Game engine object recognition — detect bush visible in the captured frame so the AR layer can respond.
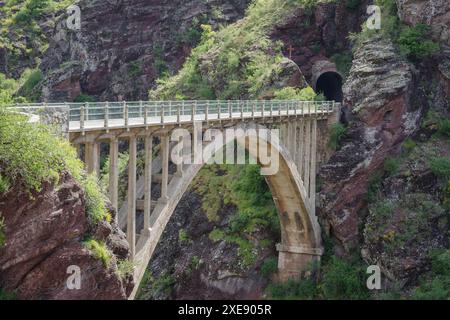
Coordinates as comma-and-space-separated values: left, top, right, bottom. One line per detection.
402, 138, 417, 153
438, 119, 450, 137
0, 174, 10, 195
20, 69, 43, 100
74, 93, 95, 103
320, 256, 369, 300
84, 239, 112, 267
328, 123, 347, 150
429, 157, 450, 179
384, 157, 400, 176
267, 277, 318, 299
0, 289, 16, 300
84, 174, 111, 224
0, 107, 84, 192
261, 257, 278, 279
117, 259, 134, 280
178, 229, 190, 244
397, 24, 440, 61
274, 86, 317, 101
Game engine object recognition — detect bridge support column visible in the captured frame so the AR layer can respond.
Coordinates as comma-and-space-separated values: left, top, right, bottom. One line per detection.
303, 120, 311, 195
85, 141, 99, 175
175, 137, 183, 177
143, 134, 153, 237
109, 137, 119, 212
127, 135, 137, 260
159, 134, 170, 203
276, 244, 323, 281
309, 119, 317, 215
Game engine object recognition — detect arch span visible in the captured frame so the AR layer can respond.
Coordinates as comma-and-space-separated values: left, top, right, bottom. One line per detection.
130, 122, 323, 298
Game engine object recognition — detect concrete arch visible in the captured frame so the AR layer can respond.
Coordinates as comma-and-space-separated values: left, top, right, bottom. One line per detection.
130, 122, 323, 298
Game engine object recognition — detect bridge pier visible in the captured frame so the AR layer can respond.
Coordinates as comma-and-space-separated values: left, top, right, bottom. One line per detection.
85, 141, 100, 175
276, 244, 323, 281
143, 134, 153, 237
159, 134, 170, 203
127, 135, 137, 259
109, 137, 119, 213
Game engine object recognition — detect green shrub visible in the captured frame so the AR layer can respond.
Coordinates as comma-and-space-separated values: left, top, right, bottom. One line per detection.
267, 277, 318, 299
330, 53, 353, 79
412, 250, 450, 300
261, 257, 278, 279
152, 273, 175, 297
384, 157, 400, 176
438, 119, 450, 137
429, 157, 450, 179
117, 259, 135, 280
328, 123, 347, 150
84, 174, 111, 224
345, 0, 361, 11
20, 69, 43, 100
0, 174, 10, 195
0, 289, 16, 300
397, 24, 440, 61
274, 86, 317, 101
320, 256, 369, 300
74, 93, 95, 103
0, 107, 84, 192
402, 138, 417, 153
209, 228, 225, 242
178, 229, 190, 244
84, 239, 112, 267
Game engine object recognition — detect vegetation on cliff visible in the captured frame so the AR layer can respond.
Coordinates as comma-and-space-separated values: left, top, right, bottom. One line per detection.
149, 0, 326, 100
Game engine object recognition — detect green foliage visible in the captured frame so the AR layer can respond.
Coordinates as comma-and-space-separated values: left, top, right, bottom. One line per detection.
429, 157, 450, 179
330, 53, 353, 79
274, 86, 317, 101
0, 289, 16, 300
412, 250, 450, 300
84, 239, 112, 267
0, 0, 73, 72
178, 228, 191, 244
0, 214, 6, 247
74, 93, 95, 103
383, 157, 400, 176
261, 257, 278, 279
366, 173, 383, 203
0, 107, 84, 192
117, 259, 134, 281
128, 60, 142, 78
194, 164, 279, 267
20, 69, 43, 100
402, 138, 417, 153
320, 256, 369, 300
268, 277, 318, 299
397, 24, 440, 61
437, 119, 450, 138
150, 273, 176, 297
328, 123, 347, 150
0, 174, 10, 195
150, 0, 318, 100
84, 174, 111, 224
345, 0, 361, 10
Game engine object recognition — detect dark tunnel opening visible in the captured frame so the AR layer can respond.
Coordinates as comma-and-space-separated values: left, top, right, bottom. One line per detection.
315, 72, 343, 103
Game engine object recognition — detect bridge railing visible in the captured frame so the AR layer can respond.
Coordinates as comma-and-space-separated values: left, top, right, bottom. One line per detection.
6, 100, 339, 131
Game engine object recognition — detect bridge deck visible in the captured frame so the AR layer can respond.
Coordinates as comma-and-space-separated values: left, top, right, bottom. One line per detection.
7, 100, 338, 132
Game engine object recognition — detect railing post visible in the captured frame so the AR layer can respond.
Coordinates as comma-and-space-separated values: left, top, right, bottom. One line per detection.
206, 101, 209, 123
252, 101, 255, 119
177, 102, 181, 124
270, 101, 273, 117
241, 101, 244, 119
161, 102, 165, 124
139, 100, 143, 118
85, 102, 89, 121
261, 101, 264, 117
192, 101, 196, 123
182, 100, 185, 117
144, 102, 148, 125
218, 100, 221, 120
104, 102, 109, 128
123, 101, 129, 128
80, 104, 85, 131
228, 100, 232, 119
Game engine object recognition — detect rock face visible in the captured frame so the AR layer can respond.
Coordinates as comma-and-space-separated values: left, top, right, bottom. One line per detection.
396, 0, 450, 49
0, 172, 133, 299
39, 0, 250, 102
271, 0, 368, 82
319, 36, 418, 248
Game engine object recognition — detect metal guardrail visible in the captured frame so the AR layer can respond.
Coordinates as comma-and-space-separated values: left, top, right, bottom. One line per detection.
6, 100, 339, 132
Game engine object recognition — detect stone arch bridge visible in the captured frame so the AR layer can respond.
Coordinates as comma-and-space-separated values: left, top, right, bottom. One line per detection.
10, 100, 340, 299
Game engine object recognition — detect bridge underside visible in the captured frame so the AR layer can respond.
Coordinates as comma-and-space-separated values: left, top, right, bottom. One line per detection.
62, 101, 340, 298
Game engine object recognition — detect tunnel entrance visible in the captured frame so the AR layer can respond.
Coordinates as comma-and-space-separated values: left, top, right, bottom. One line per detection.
315, 72, 343, 102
